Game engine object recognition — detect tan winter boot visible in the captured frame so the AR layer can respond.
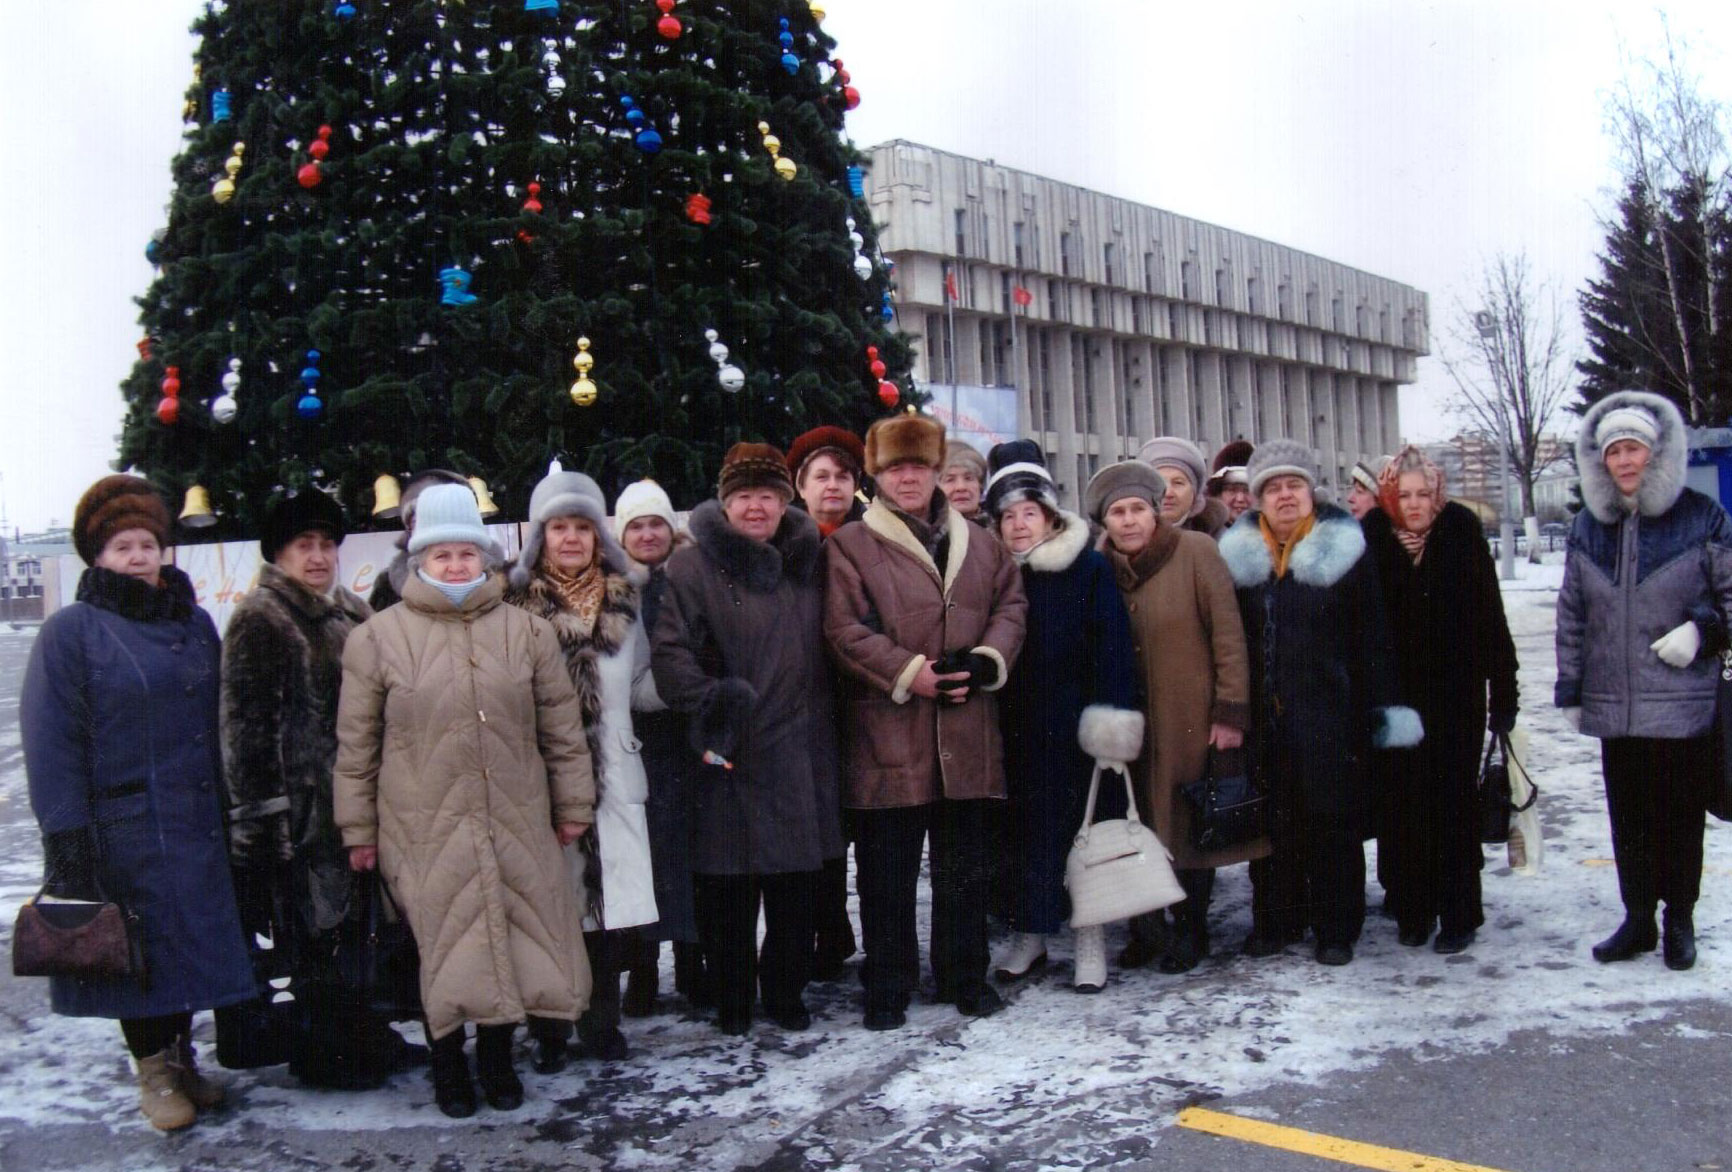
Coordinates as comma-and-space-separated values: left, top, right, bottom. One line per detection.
175, 1035, 226, 1110
136, 1049, 196, 1131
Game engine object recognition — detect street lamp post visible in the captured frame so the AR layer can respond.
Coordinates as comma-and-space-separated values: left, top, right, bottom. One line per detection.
1473, 311, 1517, 581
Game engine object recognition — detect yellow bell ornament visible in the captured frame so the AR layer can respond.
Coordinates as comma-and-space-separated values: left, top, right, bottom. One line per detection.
570, 336, 598, 406
371, 473, 403, 519
179, 484, 217, 528
468, 476, 501, 519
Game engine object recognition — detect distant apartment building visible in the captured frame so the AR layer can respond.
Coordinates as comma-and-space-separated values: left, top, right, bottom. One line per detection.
862, 141, 1431, 507
1425, 432, 1573, 522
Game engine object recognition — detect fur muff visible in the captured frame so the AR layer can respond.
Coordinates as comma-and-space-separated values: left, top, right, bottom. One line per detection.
1219, 503, 1368, 589
1576, 390, 1688, 523
1372, 705, 1426, 749
864, 413, 946, 477
1077, 704, 1146, 765
687, 499, 822, 591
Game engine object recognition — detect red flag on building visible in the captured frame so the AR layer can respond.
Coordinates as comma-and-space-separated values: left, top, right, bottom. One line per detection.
944, 269, 959, 301
1012, 285, 1032, 307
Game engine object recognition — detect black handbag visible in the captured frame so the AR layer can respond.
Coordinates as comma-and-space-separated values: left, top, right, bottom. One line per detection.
1180, 746, 1266, 851
332, 872, 423, 1020
215, 871, 302, 1070
1711, 650, 1732, 822
1478, 734, 1536, 843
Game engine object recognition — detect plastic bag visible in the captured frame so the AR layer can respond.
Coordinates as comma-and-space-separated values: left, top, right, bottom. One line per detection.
1504, 725, 1542, 875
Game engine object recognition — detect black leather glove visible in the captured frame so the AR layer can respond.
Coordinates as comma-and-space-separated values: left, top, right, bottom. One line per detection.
1488, 710, 1517, 736
932, 650, 998, 705
41, 827, 100, 901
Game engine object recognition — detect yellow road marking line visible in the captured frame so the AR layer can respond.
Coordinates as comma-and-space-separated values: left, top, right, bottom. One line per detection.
1175, 1107, 1516, 1172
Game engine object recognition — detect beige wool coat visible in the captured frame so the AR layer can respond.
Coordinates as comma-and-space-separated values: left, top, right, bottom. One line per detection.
1106, 524, 1268, 870
333, 572, 596, 1040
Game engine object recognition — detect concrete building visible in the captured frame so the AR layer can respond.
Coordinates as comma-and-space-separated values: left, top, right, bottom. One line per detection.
863, 141, 1430, 506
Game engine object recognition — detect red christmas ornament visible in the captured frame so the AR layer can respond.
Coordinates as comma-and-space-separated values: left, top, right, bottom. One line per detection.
298, 161, 323, 188
843, 85, 861, 110
308, 125, 332, 161
685, 192, 713, 225
866, 345, 886, 379
833, 59, 851, 84
157, 365, 182, 424
878, 380, 899, 408
522, 181, 543, 215
136, 336, 152, 360
656, 0, 681, 38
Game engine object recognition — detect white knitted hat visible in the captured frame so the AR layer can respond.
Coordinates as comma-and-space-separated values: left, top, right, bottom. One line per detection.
613, 479, 677, 537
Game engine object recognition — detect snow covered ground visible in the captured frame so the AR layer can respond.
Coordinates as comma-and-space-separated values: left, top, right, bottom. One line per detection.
0, 560, 1728, 1170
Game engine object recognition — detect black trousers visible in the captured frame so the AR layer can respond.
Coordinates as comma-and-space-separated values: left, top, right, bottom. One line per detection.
853, 799, 995, 1004
582, 927, 627, 1035
1602, 735, 1714, 915
692, 871, 818, 1021
813, 852, 858, 965
1250, 752, 1366, 947
121, 1012, 193, 1060
1378, 726, 1485, 937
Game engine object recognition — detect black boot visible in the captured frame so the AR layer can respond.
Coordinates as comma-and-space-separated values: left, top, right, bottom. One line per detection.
578, 1016, 630, 1061
1663, 907, 1697, 971
1160, 910, 1210, 974
1592, 913, 1658, 963
1118, 912, 1168, 969
674, 942, 712, 1009
474, 1025, 523, 1111
622, 936, 660, 1018
429, 1030, 476, 1119
526, 1017, 570, 1075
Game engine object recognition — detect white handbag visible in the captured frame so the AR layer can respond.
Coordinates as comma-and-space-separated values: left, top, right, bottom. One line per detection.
1065, 763, 1186, 928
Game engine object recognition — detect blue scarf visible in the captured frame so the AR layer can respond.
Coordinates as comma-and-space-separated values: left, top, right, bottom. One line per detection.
417, 569, 488, 608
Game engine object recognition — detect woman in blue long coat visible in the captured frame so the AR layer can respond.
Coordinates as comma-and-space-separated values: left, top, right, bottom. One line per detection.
20, 477, 254, 1131
983, 443, 1143, 994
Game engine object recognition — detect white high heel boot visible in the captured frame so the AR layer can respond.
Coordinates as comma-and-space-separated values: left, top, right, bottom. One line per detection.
993, 933, 1048, 980
1073, 925, 1107, 993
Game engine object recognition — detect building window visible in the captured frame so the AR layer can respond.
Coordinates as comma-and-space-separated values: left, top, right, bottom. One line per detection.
1000, 272, 1013, 314
1152, 347, 1167, 433
1077, 455, 1089, 499
1091, 289, 1105, 329
966, 265, 977, 308
1030, 222, 1041, 269
1203, 312, 1215, 347
954, 208, 966, 257
1168, 302, 1181, 339
1131, 296, 1144, 334
1332, 294, 1345, 333
1060, 231, 1073, 276
1379, 306, 1390, 343
1048, 280, 1066, 322
1014, 222, 1025, 268
1103, 242, 1116, 286
1038, 332, 1054, 428
1246, 277, 1260, 316
1143, 251, 1155, 293
1181, 260, 1196, 301
1305, 288, 1319, 326
1281, 368, 1295, 437
1356, 303, 1369, 338
1215, 268, 1228, 307
1278, 281, 1292, 321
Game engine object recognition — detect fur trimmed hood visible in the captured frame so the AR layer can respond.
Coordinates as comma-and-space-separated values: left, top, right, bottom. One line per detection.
688, 499, 822, 591
1219, 502, 1366, 589
1017, 510, 1092, 573
1577, 390, 1689, 523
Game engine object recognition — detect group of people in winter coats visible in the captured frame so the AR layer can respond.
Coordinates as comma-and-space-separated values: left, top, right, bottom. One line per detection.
19, 387, 1725, 1132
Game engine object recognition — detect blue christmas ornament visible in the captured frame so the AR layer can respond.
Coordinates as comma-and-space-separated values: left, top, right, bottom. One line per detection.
782, 50, 799, 74
847, 165, 865, 198
439, 267, 478, 306
621, 96, 646, 128
145, 229, 165, 265
334, 1, 356, 17
525, 0, 559, 11
297, 393, 324, 420
211, 89, 232, 122
778, 18, 793, 48
298, 349, 324, 419
881, 292, 894, 322
300, 350, 323, 389
635, 127, 663, 154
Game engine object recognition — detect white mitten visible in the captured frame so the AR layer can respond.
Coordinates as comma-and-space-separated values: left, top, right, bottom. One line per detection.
1650, 620, 1701, 668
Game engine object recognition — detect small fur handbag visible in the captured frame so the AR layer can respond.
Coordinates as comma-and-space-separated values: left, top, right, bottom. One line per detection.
12, 891, 141, 980
1066, 763, 1185, 928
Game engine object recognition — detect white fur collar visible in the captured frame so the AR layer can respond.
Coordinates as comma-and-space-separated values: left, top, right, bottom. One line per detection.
1576, 390, 1688, 523
1018, 510, 1091, 573
1219, 503, 1366, 589
862, 497, 971, 596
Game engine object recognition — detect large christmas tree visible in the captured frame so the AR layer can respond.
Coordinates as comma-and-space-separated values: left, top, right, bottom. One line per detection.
118, 0, 912, 534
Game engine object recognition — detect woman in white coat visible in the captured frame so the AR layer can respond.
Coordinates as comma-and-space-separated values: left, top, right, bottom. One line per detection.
507, 469, 663, 1068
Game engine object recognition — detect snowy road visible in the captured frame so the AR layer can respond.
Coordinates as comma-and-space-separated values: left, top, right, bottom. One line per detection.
1, 564, 1729, 1171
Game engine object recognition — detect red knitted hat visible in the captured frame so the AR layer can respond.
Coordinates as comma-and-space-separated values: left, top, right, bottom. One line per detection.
785, 426, 865, 486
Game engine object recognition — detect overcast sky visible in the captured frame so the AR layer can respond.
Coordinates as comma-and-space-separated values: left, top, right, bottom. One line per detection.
0, 1, 1726, 532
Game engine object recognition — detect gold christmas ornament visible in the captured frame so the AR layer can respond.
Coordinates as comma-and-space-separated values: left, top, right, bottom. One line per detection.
808, 1, 826, 21
371, 473, 404, 519
467, 476, 501, 519
570, 336, 598, 406
212, 141, 245, 204
757, 122, 796, 181
179, 484, 217, 527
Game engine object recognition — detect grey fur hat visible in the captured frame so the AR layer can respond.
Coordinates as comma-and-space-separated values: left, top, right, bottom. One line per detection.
1137, 437, 1209, 520
1577, 390, 1688, 523
511, 469, 628, 587
1084, 460, 1167, 523
1247, 439, 1319, 497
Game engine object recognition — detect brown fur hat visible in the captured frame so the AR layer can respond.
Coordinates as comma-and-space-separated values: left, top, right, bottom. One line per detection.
864, 414, 946, 477
718, 442, 795, 501
74, 475, 172, 565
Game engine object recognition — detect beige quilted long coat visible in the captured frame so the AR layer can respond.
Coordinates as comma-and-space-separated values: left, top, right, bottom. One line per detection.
333, 572, 596, 1040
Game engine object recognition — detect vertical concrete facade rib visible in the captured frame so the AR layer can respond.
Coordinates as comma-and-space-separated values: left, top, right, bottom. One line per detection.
864, 140, 1429, 507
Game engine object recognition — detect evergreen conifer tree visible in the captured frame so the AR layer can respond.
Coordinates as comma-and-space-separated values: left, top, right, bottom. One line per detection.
117, 0, 911, 534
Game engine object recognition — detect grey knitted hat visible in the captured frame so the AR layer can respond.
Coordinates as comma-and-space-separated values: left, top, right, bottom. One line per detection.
1137, 436, 1209, 518
512, 469, 627, 587
1247, 439, 1319, 497
1084, 461, 1167, 523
